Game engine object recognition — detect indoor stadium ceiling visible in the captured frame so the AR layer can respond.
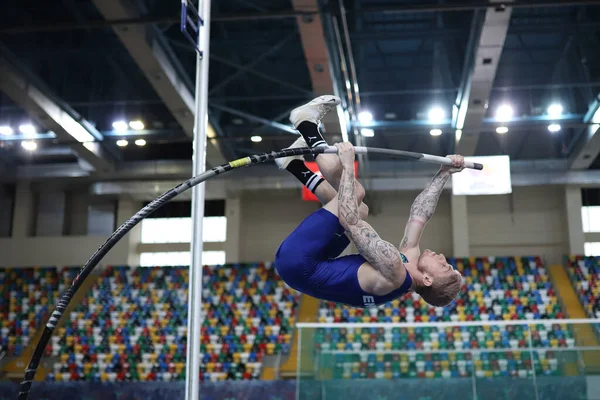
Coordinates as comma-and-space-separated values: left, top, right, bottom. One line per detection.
2, 0, 600, 179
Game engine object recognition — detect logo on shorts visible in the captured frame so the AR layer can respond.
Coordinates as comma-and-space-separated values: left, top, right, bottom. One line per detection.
363, 295, 375, 308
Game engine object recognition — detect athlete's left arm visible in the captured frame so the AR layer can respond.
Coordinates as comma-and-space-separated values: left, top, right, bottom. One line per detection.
400, 155, 466, 255
336, 143, 406, 289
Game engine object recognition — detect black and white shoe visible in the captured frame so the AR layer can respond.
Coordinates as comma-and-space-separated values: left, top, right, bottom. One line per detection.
275, 137, 308, 170
289, 95, 341, 130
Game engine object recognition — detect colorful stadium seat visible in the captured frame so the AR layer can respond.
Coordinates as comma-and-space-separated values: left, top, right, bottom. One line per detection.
47, 263, 298, 381
566, 255, 600, 319
0, 267, 79, 357
315, 256, 569, 378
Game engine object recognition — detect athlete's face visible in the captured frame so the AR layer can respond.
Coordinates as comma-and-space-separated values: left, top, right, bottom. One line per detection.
417, 249, 460, 280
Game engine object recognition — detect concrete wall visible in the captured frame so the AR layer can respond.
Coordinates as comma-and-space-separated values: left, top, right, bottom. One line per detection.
238, 189, 453, 262
467, 186, 568, 264
0, 184, 581, 267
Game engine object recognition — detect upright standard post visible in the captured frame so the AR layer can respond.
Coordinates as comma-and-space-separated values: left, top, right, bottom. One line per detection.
185, 0, 211, 399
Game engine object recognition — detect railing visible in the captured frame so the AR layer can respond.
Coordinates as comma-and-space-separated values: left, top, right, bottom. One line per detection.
296, 319, 600, 400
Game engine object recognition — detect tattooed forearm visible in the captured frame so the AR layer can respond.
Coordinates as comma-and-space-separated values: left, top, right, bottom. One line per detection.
338, 166, 360, 226
346, 221, 403, 284
409, 170, 450, 221
337, 165, 403, 284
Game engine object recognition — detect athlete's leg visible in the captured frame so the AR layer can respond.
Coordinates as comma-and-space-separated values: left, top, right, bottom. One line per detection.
275, 137, 368, 217
290, 96, 345, 190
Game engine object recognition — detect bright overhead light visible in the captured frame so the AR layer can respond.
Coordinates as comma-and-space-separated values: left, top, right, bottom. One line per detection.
495, 105, 514, 122
430, 129, 442, 136
135, 139, 146, 146
0, 126, 13, 136
547, 104, 563, 118
116, 139, 128, 147
250, 135, 262, 143
428, 107, 445, 124
548, 124, 561, 133
19, 124, 36, 136
455, 129, 463, 141
358, 111, 373, 125
129, 120, 145, 131
360, 128, 375, 137
112, 121, 128, 133
496, 126, 509, 134
21, 141, 37, 151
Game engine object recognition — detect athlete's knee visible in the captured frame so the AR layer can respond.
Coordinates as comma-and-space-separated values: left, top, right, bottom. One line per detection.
355, 182, 365, 204
359, 203, 369, 219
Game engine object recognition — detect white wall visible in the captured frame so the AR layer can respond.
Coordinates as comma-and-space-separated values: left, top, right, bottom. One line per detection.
0, 184, 577, 267
0, 235, 131, 267
467, 186, 568, 264
238, 189, 453, 262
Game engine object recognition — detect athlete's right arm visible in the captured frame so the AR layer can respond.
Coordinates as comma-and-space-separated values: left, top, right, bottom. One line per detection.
335, 143, 406, 293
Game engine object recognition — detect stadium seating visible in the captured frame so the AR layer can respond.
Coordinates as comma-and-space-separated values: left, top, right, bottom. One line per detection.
315, 256, 571, 378
45, 263, 298, 382
566, 255, 600, 319
0, 267, 78, 356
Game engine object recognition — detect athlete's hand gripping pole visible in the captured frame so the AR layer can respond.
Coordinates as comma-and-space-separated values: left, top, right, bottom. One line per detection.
322, 146, 484, 171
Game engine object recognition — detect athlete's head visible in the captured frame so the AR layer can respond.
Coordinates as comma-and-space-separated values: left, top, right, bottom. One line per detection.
415, 249, 462, 307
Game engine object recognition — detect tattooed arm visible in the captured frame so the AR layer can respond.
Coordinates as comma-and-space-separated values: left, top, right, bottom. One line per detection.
335, 143, 406, 293
400, 155, 465, 254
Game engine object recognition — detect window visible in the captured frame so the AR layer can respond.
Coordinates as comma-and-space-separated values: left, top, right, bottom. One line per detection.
140, 217, 226, 243
139, 251, 226, 267
585, 243, 600, 257
582, 206, 600, 232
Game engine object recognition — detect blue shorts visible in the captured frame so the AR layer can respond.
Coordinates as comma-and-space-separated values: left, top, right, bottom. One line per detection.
275, 208, 412, 308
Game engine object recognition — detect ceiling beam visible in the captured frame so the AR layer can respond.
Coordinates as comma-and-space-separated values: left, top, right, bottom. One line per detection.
569, 95, 600, 169
291, 0, 345, 143
454, 2, 513, 156
90, 0, 226, 167
4, 0, 600, 33
0, 53, 114, 172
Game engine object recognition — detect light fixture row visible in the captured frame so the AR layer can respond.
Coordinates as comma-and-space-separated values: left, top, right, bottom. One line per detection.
112, 120, 145, 133
0, 124, 37, 136
116, 139, 146, 147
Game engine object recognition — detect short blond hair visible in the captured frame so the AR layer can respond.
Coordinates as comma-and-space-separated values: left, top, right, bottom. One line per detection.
417, 272, 462, 307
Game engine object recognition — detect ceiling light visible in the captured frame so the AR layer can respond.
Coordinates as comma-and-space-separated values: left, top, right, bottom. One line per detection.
360, 128, 375, 137
112, 121, 128, 133
135, 139, 146, 146
547, 104, 563, 118
428, 107, 445, 124
548, 124, 561, 133
455, 129, 462, 141
21, 141, 37, 151
19, 124, 36, 136
495, 105, 513, 122
496, 126, 509, 134
358, 111, 373, 125
430, 129, 442, 136
116, 139, 128, 147
129, 120, 145, 131
0, 126, 13, 136
251, 135, 262, 143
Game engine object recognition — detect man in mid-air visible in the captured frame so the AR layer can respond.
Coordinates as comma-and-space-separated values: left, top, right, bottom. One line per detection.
274, 96, 464, 308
